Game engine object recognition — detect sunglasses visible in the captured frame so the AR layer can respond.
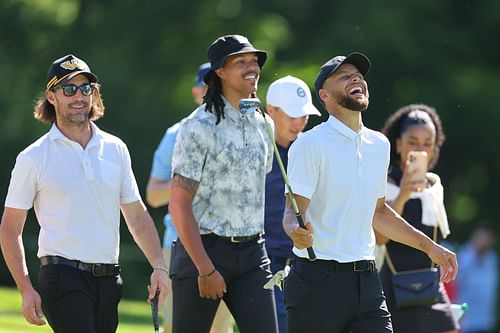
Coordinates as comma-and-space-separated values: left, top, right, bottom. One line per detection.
52, 83, 96, 97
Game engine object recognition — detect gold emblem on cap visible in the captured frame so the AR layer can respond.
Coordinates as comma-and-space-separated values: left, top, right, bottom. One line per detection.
60, 58, 86, 70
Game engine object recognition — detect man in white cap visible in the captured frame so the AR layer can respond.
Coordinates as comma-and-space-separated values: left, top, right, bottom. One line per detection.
264, 75, 320, 333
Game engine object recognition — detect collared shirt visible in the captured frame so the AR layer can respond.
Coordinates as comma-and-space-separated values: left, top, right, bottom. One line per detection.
150, 110, 199, 247
286, 115, 389, 262
5, 122, 141, 263
172, 99, 274, 237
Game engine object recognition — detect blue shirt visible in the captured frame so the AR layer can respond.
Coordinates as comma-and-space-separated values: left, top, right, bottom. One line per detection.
264, 143, 293, 258
457, 243, 498, 332
150, 122, 180, 247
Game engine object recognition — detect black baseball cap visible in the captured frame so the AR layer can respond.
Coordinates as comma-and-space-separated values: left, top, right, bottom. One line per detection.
314, 52, 371, 99
204, 34, 267, 83
46, 54, 98, 90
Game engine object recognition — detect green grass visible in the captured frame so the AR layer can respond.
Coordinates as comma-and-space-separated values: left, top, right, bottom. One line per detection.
0, 286, 156, 332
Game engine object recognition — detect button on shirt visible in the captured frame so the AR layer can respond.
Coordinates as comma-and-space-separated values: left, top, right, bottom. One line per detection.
172, 99, 274, 237
5, 122, 141, 263
286, 115, 390, 262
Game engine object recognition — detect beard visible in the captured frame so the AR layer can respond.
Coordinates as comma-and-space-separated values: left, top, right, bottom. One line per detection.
337, 93, 369, 112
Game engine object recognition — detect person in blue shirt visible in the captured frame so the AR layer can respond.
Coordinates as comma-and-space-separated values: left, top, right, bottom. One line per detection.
457, 224, 498, 333
264, 75, 320, 332
146, 62, 234, 333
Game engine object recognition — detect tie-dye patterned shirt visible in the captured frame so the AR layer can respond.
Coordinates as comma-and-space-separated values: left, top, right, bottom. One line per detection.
172, 98, 274, 237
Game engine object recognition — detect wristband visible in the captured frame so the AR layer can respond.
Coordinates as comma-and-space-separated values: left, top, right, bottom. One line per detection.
199, 268, 216, 278
154, 267, 169, 274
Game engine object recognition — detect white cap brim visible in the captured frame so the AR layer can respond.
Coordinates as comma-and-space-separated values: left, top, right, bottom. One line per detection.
280, 102, 321, 118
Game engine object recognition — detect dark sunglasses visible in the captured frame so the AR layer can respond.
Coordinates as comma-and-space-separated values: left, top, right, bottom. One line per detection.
52, 83, 96, 97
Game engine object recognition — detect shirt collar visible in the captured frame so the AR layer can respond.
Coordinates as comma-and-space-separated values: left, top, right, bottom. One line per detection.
326, 115, 365, 140
48, 121, 101, 148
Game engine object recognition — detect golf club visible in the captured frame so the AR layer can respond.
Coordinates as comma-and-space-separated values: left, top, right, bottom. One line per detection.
150, 288, 160, 333
239, 98, 316, 261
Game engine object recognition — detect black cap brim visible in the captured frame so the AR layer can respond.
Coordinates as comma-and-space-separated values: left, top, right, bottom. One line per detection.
56, 71, 98, 88
204, 49, 267, 84
342, 52, 370, 76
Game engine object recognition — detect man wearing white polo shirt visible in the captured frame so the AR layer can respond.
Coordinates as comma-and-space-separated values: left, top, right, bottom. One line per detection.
282, 53, 458, 332
0, 54, 169, 333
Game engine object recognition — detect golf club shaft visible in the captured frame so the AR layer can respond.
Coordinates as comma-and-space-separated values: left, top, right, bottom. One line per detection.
260, 110, 317, 261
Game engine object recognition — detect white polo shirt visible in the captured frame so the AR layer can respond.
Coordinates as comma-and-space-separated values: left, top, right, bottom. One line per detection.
286, 115, 390, 262
5, 122, 141, 263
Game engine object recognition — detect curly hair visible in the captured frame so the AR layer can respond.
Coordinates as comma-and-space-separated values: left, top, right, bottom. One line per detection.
381, 104, 445, 169
33, 86, 106, 124
203, 71, 226, 124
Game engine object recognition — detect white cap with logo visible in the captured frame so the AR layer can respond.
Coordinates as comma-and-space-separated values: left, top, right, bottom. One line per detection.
266, 75, 321, 118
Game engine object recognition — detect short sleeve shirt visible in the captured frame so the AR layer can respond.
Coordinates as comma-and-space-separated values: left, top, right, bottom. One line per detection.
172, 100, 274, 237
4, 122, 141, 263
286, 115, 390, 262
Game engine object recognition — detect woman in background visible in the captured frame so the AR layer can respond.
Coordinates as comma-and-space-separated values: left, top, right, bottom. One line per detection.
376, 104, 459, 333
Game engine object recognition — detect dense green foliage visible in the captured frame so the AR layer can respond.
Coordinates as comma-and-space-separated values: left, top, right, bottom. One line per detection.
1, 0, 499, 300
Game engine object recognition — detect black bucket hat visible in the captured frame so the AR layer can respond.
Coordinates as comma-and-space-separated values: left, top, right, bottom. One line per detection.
46, 54, 98, 90
204, 34, 267, 83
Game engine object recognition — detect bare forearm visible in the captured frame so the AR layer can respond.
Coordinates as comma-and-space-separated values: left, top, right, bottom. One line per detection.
122, 201, 165, 268
129, 213, 165, 268
170, 197, 213, 275
0, 225, 32, 292
169, 174, 213, 275
373, 203, 433, 253
388, 196, 407, 215
146, 178, 172, 208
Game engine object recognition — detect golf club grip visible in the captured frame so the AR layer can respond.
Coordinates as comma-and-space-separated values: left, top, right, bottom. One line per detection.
151, 289, 159, 332
295, 213, 317, 261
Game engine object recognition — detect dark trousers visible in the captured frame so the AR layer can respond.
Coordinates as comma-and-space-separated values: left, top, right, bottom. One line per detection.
284, 258, 392, 333
170, 234, 278, 333
38, 264, 123, 333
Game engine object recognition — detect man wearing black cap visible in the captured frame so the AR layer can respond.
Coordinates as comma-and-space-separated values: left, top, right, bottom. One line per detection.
282, 53, 458, 332
146, 62, 235, 333
169, 35, 278, 332
0, 54, 169, 333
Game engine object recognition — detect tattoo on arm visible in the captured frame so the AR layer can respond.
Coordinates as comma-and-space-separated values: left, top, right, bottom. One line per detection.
172, 174, 199, 195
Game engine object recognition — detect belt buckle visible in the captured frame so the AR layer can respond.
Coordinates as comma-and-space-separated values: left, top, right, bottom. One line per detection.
230, 236, 244, 243
91, 264, 106, 277
353, 261, 366, 272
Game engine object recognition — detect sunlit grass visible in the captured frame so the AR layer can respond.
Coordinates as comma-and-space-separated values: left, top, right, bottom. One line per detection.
0, 286, 155, 332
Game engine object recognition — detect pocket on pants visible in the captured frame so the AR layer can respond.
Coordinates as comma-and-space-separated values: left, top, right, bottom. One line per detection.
169, 240, 197, 280
38, 265, 60, 298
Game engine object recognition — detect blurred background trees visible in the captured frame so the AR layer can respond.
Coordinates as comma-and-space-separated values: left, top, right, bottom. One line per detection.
1, 0, 499, 300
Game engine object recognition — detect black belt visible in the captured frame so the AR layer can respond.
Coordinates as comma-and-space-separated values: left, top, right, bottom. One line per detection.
40, 256, 121, 277
297, 257, 376, 272
207, 233, 262, 243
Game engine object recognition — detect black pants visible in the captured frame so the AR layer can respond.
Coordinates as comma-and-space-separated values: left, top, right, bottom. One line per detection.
170, 234, 278, 333
284, 258, 392, 333
38, 264, 123, 333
